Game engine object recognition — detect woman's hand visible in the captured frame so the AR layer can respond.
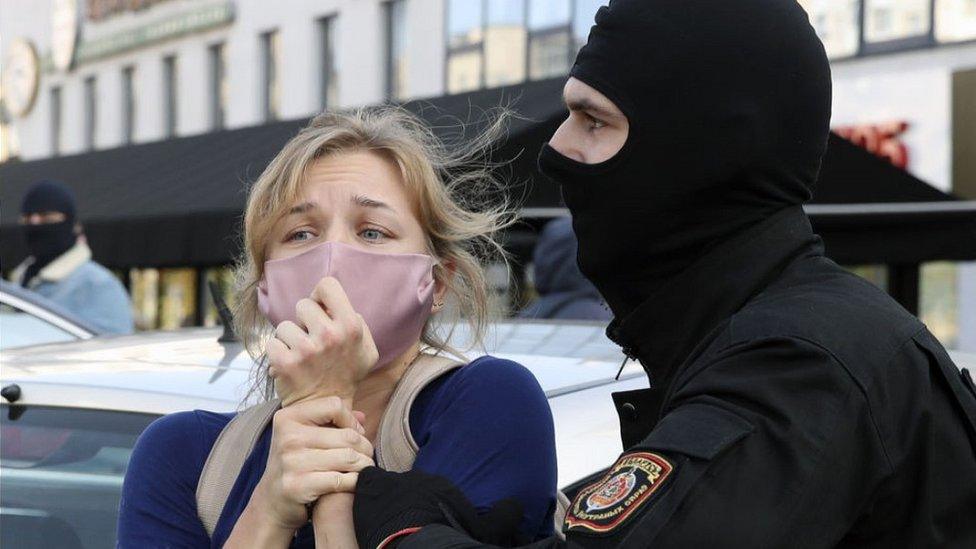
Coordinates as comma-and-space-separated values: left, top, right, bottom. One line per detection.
237, 397, 374, 540
268, 277, 379, 406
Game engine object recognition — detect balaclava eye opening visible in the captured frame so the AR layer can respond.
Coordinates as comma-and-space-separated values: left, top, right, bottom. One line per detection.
538, 0, 832, 319
20, 180, 79, 281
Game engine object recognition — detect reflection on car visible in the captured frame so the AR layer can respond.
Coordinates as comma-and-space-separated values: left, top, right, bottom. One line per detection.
0, 280, 102, 350
0, 320, 650, 549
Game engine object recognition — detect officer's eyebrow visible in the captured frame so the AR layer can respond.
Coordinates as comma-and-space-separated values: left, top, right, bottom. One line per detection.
563, 93, 617, 119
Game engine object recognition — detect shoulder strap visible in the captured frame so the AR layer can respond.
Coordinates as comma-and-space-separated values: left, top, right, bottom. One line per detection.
375, 352, 465, 472
196, 399, 281, 538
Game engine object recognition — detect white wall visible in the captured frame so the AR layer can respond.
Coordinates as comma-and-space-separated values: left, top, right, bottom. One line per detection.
1, 0, 447, 160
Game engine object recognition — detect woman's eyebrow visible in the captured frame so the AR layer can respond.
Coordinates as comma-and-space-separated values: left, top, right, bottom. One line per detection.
353, 194, 396, 212
287, 201, 317, 215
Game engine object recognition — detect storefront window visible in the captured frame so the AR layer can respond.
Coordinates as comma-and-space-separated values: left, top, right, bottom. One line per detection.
846, 265, 889, 292
129, 268, 159, 330
864, 0, 931, 44
936, 0, 976, 42
799, 0, 861, 58
528, 0, 571, 79
159, 268, 197, 330
202, 267, 237, 328
921, 262, 959, 349
485, 0, 527, 88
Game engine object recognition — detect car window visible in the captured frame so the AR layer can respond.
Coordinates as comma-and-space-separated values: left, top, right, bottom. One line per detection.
0, 302, 79, 350
0, 404, 158, 549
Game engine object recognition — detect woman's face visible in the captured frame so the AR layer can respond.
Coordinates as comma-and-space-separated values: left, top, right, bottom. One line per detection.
266, 150, 430, 262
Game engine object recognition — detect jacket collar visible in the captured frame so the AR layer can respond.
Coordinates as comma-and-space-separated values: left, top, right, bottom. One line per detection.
607, 205, 822, 388
11, 239, 90, 287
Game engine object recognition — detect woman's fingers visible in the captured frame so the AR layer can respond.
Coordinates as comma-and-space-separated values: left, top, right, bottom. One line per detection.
288, 447, 374, 474
300, 471, 361, 498
295, 298, 335, 340
292, 424, 374, 457
281, 396, 362, 431
310, 277, 358, 332
274, 321, 309, 351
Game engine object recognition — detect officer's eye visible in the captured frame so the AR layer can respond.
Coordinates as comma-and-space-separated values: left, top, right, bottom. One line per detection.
586, 113, 606, 131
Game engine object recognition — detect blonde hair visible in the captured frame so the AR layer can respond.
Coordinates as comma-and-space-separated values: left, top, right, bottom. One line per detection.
233, 106, 516, 399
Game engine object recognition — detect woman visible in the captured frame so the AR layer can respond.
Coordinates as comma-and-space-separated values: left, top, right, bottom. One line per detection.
117, 109, 558, 548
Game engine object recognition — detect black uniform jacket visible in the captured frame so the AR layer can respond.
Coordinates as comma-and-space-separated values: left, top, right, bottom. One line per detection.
401, 206, 976, 548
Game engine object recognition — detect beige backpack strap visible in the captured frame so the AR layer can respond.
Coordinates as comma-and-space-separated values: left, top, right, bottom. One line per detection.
195, 399, 281, 538
375, 352, 466, 472
554, 490, 571, 540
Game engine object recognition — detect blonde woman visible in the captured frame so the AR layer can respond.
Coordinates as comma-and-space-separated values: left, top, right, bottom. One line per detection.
117, 109, 557, 547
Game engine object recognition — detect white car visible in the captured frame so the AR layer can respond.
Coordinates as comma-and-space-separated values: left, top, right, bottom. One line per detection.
0, 320, 647, 549
0, 280, 102, 350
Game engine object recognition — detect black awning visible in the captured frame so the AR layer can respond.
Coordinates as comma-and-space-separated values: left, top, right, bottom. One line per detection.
2, 77, 975, 271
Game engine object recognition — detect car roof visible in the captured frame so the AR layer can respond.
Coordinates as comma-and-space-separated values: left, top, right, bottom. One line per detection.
0, 279, 103, 336
0, 321, 646, 414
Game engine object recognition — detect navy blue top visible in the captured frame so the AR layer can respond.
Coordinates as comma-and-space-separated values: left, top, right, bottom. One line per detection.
117, 356, 557, 548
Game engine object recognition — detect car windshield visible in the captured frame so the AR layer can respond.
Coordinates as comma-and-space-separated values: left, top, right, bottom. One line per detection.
0, 302, 79, 350
0, 405, 158, 549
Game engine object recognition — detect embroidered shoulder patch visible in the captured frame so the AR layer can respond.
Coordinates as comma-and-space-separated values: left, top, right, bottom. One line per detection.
565, 451, 674, 534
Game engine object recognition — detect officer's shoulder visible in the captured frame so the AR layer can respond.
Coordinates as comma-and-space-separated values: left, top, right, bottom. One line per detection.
726, 259, 922, 368
76, 260, 125, 288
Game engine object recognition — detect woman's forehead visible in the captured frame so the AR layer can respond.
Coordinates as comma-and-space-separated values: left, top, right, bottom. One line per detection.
296, 150, 410, 207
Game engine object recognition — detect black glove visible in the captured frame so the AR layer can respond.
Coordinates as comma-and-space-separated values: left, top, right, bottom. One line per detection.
354, 466, 525, 548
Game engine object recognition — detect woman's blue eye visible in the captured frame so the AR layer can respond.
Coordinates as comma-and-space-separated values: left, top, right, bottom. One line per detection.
361, 228, 384, 241
289, 230, 312, 242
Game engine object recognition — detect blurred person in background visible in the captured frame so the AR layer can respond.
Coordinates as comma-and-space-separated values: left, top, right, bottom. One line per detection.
9, 180, 134, 334
518, 217, 610, 322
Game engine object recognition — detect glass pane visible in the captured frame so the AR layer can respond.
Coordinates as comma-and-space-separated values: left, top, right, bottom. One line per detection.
448, 0, 484, 48
1, 405, 157, 549
129, 268, 159, 330
202, 266, 237, 328
319, 18, 339, 109
845, 264, 889, 292
386, 0, 409, 100
159, 268, 197, 330
447, 50, 485, 93
488, 0, 523, 24
799, 0, 861, 58
528, 0, 570, 30
529, 29, 572, 79
864, 0, 931, 43
485, 0, 527, 87
0, 303, 76, 350
573, 0, 604, 46
936, 0, 976, 42
921, 262, 959, 348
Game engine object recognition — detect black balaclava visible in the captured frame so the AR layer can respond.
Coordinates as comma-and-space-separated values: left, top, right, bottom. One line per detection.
538, 0, 832, 319
21, 180, 78, 284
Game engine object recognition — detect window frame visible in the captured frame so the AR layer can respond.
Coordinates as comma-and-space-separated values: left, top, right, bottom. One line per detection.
121, 65, 135, 145
317, 14, 339, 110
162, 55, 178, 139
208, 42, 226, 131
49, 86, 61, 156
83, 75, 97, 151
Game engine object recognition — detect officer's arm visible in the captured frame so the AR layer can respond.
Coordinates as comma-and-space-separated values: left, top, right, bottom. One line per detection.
556, 336, 882, 547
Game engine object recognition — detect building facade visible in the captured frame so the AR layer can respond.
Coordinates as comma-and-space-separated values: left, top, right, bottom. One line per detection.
1, 0, 975, 349
0, 0, 604, 161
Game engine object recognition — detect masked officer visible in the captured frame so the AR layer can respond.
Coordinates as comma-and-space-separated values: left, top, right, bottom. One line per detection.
352, 0, 976, 547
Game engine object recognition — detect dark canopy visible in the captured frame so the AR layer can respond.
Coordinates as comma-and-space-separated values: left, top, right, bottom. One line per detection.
2, 77, 975, 271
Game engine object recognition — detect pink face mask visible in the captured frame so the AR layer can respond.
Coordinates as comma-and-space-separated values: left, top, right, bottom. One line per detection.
258, 241, 437, 369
